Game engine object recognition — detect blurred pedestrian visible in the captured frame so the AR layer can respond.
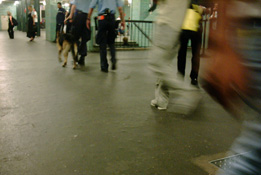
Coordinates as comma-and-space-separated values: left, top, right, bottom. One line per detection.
27, 6, 36, 41
56, 2, 66, 34
87, 0, 125, 72
64, 1, 74, 33
7, 11, 14, 39
149, 0, 201, 112
177, 2, 205, 86
33, 8, 38, 36
209, 3, 218, 31
208, 3, 218, 49
66, 0, 92, 66
202, 0, 261, 174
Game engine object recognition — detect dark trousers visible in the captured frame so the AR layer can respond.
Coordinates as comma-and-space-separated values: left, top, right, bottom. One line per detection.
56, 23, 63, 32
96, 14, 116, 70
8, 24, 14, 39
35, 22, 38, 35
72, 11, 91, 62
66, 22, 72, 33
177, 30, 201, 80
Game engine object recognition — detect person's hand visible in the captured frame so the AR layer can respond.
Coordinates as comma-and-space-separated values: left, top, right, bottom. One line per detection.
33, 22, 35, 25
86, 19, 91, 30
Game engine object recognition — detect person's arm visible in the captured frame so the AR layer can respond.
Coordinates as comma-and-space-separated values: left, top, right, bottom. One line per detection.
148, 0, 158, 12
10, 16, 13, 26
118, 7, 125, 30
87, 8, 94, 29
87, 0, 98, 29
65, 4, 76, 23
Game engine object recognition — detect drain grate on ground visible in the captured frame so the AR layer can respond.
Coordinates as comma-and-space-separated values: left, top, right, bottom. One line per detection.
209, 152, 249, 171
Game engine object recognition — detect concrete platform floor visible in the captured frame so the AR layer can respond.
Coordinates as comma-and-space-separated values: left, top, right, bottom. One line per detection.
0, 31, 243, 175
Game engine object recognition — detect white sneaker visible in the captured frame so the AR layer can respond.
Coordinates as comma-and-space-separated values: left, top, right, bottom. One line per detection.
151, 99, 167, 110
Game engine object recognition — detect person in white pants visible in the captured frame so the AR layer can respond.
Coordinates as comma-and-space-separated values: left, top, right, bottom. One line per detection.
148, 0, 201, 113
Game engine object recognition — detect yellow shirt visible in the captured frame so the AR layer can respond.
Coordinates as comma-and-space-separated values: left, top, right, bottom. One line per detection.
182, 4, 203, 32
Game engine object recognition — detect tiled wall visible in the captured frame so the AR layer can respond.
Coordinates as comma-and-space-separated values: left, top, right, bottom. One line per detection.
131, 0, 150, 20
0, 1, 17, 30
45, 0, 58, 41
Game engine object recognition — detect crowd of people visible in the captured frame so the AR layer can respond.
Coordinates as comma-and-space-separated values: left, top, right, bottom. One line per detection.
5, 0, 261, 174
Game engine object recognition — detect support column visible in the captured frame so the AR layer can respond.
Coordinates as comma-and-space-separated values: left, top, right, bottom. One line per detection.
131, 0, 150, 20
34, 0, 40, 36
45, 0, 57, 41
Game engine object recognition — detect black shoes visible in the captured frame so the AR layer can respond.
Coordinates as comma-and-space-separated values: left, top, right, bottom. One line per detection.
112, 63, 116, 70
191, 79, 198, 86
101, 63, 116, 73
101, 68, 108, 73
78, 56, 85, 66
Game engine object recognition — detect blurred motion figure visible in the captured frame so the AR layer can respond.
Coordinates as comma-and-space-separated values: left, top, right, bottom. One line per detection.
7, 11, 14, 39
149, 0, 201, 112
202, 0, 261, 174
177, 2, 205, 86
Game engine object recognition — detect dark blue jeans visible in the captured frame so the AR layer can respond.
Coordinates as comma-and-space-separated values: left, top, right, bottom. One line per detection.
96, 14, 116, 70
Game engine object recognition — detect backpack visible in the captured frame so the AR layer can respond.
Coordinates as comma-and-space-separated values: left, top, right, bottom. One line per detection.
12, 17, 18, 26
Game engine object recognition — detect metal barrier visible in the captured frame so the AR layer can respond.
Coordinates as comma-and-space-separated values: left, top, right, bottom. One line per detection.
118, 20, 154, 48
94, 18, 154, 49
93, 17, 211, 51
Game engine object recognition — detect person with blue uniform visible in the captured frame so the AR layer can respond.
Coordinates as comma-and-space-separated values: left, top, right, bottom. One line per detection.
56, 2, 66, 33
87, 0, 125, 72
66, 0, 92, 65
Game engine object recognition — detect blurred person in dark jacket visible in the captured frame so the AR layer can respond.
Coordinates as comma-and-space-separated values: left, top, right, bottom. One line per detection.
56, 2, 66, 33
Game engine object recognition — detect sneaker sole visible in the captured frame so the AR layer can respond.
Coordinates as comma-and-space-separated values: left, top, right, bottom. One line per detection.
151, 102, 167, 111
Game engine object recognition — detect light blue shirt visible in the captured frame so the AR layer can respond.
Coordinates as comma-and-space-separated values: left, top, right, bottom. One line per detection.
90, 0, 123, 15
71, 0, 92, 13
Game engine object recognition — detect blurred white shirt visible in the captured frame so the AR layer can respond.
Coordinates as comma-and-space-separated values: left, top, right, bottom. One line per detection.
33, 11, 38, 23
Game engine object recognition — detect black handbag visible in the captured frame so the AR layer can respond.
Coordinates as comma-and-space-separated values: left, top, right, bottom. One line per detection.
12, 17, 18, 26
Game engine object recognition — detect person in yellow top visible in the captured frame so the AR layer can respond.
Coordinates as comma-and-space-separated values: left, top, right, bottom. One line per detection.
177, 3, 205, 86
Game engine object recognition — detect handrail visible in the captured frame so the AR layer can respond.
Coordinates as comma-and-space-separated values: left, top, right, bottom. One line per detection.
132, 22, 153, 43
93, 17, 154, 48
125, 20, 153, 23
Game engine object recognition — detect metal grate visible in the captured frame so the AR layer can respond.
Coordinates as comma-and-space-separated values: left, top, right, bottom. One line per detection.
209, 152, 249, 171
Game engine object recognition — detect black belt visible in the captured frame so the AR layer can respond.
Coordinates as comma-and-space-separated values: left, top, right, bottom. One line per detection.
98, 13, 115, 16
76, 10, 88, 15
